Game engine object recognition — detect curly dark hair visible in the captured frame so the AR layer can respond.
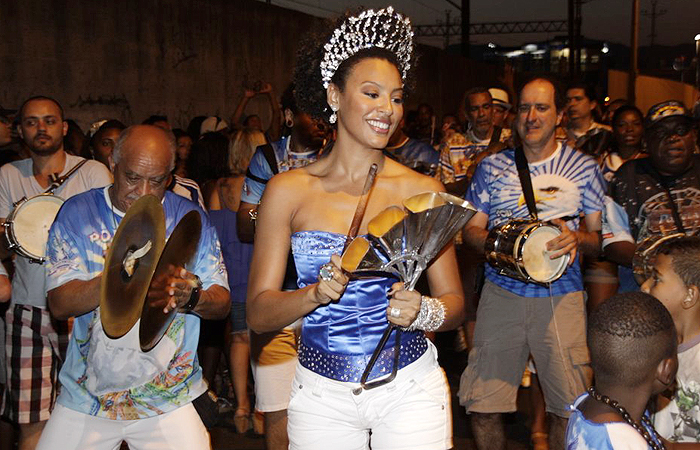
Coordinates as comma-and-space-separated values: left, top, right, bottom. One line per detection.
588, 291, 676, 387
293, 8, 417, 124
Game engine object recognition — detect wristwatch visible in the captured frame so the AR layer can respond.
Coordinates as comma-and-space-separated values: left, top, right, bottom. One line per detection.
182, 275, 203, 312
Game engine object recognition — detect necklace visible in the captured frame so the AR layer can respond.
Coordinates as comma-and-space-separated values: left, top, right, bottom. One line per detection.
587, 386, 665, 450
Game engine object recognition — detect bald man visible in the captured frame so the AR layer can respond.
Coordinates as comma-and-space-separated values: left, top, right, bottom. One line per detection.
37, 125, 229, 449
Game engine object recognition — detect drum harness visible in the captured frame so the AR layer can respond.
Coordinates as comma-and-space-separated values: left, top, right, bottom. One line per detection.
43, 159, 88, 195
5, 159, 88, 263
514, 146, 572, 387
514, 146, 539, 222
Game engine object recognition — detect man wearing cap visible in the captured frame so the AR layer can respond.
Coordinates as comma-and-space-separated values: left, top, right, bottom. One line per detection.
438, 87, 511, 198
603, 100, 700, 292
488, 88, 512, 128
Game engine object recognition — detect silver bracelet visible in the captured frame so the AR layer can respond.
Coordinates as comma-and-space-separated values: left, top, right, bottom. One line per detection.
406, 296, 446, 332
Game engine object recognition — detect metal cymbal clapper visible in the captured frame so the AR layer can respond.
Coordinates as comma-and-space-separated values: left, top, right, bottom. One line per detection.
140, 210, 202, 351
342, 191, 477, 392
99, 195, 204, 352
100, 195, 165, 339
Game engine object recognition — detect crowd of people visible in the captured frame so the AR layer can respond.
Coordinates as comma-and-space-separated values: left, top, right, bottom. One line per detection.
1, 5, 700, 450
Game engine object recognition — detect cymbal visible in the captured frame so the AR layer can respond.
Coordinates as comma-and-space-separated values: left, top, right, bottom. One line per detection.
100, 195, 165, 339
139, 210, 202, 352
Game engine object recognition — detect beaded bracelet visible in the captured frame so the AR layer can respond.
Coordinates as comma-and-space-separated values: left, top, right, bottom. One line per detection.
406, 296, 446, 332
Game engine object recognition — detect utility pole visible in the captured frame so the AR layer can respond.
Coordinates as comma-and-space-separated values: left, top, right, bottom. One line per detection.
461, 0, 470, 58
641, 0, 667, 47
568, 0, 575, 76
629, 0, 640, 105
575, 0, 583, 76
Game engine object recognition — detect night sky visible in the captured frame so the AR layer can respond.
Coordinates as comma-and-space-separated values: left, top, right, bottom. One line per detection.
259, 0, 700, 48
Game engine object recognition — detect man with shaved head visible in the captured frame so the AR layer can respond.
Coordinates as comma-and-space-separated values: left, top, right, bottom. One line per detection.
36, 125, 230, 449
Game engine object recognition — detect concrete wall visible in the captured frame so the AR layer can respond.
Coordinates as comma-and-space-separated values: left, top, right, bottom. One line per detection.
0, 0, 498, 130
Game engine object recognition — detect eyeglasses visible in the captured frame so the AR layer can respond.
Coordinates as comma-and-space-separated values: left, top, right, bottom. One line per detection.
651, 123, 692, 140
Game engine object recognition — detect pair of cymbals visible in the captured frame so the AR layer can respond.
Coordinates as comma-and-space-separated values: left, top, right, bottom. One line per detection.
99, 195, 202, 352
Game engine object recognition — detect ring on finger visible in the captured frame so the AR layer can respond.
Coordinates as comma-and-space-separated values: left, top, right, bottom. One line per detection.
389, 306, 401, 318
318, 263, 335, 283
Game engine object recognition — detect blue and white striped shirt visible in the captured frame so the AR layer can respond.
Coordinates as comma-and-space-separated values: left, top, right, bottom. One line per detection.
466, 143, 605, 297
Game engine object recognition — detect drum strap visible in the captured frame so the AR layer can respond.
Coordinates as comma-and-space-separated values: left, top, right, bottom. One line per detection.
45, 159, 88, 194
487, 126, 503, 153
514, 146, 539, 221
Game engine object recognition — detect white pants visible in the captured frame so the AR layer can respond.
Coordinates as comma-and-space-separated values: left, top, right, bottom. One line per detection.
287, 341, 452, 450
36, 403, 210, 450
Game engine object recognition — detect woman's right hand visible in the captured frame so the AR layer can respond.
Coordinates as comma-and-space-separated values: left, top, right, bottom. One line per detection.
313, 254, 348, 305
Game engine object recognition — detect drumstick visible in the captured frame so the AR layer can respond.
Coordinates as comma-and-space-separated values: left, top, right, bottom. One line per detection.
343, 163, 378, 252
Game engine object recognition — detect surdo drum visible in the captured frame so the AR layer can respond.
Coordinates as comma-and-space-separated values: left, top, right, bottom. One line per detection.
485, 219, 570, 284
4, 193, 65, 264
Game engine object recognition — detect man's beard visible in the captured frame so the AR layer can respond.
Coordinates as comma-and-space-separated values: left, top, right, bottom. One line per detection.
28, 136, 62, 156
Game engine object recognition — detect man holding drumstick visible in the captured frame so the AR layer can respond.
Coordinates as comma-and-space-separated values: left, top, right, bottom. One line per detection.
0, 96, 111, 450
458, 75, 605, 450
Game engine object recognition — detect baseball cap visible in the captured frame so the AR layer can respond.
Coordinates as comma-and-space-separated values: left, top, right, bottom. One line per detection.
200, 116, 229, 134
489, 88, 511, 111
645, 100, 693, 128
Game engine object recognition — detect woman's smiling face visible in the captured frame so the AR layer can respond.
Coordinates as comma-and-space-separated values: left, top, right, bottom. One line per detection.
333, 57, 404, 150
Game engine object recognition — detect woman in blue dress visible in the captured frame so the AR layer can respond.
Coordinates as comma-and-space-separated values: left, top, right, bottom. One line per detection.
247, 7, 464, 450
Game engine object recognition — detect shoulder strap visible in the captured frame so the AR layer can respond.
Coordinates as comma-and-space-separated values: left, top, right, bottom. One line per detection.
487, 126, 503, 152
514, 146, 538, 221
45, 159, 88, 194
261, 143, 279, 175
245, 143, 278, 185
645, 161, 686, 234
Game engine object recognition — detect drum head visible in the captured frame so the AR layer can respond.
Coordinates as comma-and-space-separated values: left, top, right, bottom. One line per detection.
521, 225, 568, 283
13, 195, 64, 260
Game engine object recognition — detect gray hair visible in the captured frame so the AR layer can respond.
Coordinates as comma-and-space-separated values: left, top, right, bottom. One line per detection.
112, 125, 176, 171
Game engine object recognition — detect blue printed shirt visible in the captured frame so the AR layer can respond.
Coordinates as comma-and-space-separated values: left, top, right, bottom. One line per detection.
466, 143, 605, 297
46, 187, 228, 420
566, 393, 661, 449
241, 136, 320, 205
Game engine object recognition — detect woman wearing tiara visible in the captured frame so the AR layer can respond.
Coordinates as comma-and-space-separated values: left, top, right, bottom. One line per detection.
247, 7, 464, 449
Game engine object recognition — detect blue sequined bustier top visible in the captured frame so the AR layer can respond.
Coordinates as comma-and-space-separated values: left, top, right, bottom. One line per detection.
291, 231, 427, 382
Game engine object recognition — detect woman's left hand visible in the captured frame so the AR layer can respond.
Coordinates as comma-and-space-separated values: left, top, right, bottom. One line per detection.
387, 282, 421, 328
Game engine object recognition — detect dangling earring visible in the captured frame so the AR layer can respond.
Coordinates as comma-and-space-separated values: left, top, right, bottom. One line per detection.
285, 118, 294, 128
329, 105, 338, 124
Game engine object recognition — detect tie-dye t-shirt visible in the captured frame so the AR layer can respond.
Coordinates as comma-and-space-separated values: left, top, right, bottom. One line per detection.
566, 393, 661, 449
466, 143, 605, 297
46, 187, 228, 419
